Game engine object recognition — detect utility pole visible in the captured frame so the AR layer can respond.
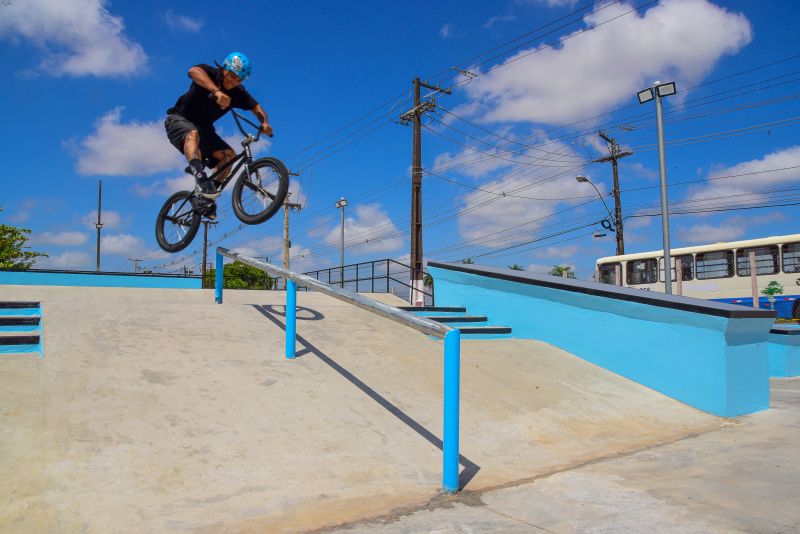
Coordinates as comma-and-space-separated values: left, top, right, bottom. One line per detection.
200, 220, 218, 288
282, 190, 302, 273
400, 77, 450, 305
95, 179, 103, 272
594, 131, 632, 256
129, 258, 143, 273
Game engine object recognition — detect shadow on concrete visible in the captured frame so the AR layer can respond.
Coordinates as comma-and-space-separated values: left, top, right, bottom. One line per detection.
253, 304, 480, 490
257, 304, 325, 321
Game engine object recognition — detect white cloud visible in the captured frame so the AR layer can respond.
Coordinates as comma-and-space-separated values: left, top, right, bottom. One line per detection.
323, 204, 404, 254
0, 0, 146, 77
684, 145, 800, 208
164, 10, 203, 33
82, 210, 122, 230
484, 12, 516, 29
529, 0, 579, 7
677, 222, 745, 244
440, 23, 455, 39
34, 251, 93, 270
101, 233, 145, 255
232, 236, 284, 262
462, 0, 752, 125
30, 231, 89, 247
531, 245, 579, 259
76, 108, 183, 176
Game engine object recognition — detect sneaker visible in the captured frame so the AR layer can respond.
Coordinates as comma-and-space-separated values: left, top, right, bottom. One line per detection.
204, 200, 217, 221
194, 197, 217, 220
194, 172, 220, 199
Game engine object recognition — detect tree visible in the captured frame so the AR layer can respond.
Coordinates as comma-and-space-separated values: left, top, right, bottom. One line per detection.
423, 272, 433, 289
205, 261, 273, 290
761, 281, 784, 310
0, 209, 47, 269
508, 264, 525, 271
549, 265, 575, 279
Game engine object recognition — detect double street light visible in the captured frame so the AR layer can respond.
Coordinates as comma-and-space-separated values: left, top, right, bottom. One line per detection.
637, 81, 676, 295
334, 197, 348, 288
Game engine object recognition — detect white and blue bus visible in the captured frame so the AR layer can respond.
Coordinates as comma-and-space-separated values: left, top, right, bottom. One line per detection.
596, 234, 800, 319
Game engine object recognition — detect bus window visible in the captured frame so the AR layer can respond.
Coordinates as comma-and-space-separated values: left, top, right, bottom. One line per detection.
626, 258, 657, 285
598, 263, 620, 284
696, 250, 734, 279
736, 246, 779, 276
659, 254, 694, 282
783, 242, 800, 273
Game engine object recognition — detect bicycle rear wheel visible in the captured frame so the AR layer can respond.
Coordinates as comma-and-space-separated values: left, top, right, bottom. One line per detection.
231, 157, 290, 225
155, 191, 201, 252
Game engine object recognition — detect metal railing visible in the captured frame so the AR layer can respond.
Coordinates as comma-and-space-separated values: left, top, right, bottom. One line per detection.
274, 259, 435, 305
215, 247, 461, 493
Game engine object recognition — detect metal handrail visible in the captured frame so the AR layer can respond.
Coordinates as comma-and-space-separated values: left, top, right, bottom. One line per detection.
217, 248, 449, 338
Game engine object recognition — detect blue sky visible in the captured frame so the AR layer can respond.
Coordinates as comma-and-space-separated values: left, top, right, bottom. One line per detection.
2, 0, 799, 278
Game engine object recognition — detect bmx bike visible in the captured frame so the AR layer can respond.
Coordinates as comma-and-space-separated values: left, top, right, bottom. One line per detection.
155, 110, 289, 253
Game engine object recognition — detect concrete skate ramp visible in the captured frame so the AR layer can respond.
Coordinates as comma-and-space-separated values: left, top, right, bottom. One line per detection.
0, 286, 722, 533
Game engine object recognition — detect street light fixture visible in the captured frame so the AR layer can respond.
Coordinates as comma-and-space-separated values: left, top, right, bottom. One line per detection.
576, 175, 616, 235
334, 197, 348, 288
638, 81, 676, 294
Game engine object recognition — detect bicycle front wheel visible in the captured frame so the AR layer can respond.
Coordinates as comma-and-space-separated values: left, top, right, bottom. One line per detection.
155, 190, 201, 253
231, 157, 290, 225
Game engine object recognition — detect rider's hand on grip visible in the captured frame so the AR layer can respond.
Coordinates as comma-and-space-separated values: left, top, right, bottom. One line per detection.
213, 90, 231, 109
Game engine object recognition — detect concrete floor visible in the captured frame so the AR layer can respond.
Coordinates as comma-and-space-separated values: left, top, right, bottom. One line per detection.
0, 285, 794, 533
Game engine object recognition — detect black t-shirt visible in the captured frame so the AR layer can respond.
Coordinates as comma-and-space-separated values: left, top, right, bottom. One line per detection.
167, 63, 257, 129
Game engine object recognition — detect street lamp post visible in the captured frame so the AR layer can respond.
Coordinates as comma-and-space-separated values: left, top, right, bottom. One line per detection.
334, 197, 348, 288
576, 175, 615, 226
638, 81, 676, 294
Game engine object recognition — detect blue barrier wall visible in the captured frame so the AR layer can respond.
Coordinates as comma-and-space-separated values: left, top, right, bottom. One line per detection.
0, 270, 201, 289
428, 262, 776, 417
768, 327, 800, 377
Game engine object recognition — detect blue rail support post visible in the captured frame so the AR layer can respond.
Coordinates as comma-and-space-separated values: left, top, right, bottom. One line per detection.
442, 328, 461, 494
286, 278, 297, 359
215, 251, 223, 303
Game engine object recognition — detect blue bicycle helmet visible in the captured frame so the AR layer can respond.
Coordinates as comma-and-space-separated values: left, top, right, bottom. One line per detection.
223, 51, 251, 81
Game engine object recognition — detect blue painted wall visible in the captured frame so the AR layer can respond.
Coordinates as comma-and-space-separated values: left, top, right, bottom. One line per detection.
767, 329, 800, 377
0, 270, 201, 289
429, 264, 774, 418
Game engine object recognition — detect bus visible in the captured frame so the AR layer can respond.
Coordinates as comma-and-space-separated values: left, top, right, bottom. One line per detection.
596, 233, 800, 319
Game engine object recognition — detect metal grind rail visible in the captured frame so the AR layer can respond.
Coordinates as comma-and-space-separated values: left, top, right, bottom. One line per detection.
215, 247, 462, 494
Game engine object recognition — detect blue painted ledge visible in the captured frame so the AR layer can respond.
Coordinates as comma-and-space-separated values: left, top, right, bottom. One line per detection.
767, 327, 800, 378
0, 269, 201, 289
428, 262, 776, 418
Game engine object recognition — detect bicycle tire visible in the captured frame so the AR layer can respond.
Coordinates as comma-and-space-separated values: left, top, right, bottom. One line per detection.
231, 157, 290, 225
155, 190, 201, 253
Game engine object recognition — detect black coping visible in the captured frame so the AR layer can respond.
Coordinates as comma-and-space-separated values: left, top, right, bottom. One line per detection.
0, 317, 40, 326
770, 326, 800, 336
0, 301, 40, 308
0, 335, 40, 345
428, 261, 776, 320
396, 306, 467, 313
427, 315, 488, 323
458, 326, 512, 334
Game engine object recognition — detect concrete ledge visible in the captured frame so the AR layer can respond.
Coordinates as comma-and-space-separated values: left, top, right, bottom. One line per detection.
0, 269, 201, 289
768, 327, 800, 377
428, 262, 775, 417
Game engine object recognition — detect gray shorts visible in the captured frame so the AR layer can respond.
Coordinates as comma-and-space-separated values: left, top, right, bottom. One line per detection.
164, 114, 232, 168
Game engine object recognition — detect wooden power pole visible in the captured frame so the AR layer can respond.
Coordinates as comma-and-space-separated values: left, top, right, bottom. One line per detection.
401, 78, 450, 305
595, 131, 632, 256
282, 191, 302, 272
95, 179, 103, 272
200, 220, 217, 288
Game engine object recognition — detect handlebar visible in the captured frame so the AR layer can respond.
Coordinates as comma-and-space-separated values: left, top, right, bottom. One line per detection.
208, 92, 273, 142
